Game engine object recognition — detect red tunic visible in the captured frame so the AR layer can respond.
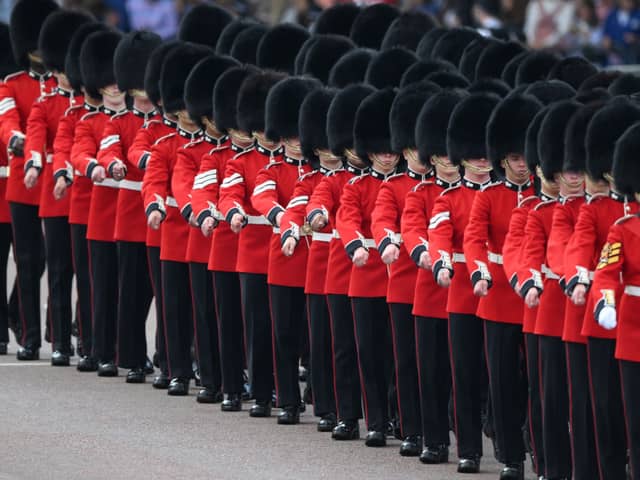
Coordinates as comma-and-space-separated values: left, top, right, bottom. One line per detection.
0, 71, 56, 205
463, 180, 535, 324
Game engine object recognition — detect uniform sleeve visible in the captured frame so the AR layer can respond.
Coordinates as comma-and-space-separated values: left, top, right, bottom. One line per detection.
128, 122, 156, 170
171, 146, 198, 221
336, 179, 365, 258
281, 176, 312, 244
592, 224, 624, 317
23, 99, 48, 171
141, 139, 169, 218
251, 165, 284, 226
96, 119, 126, 176
52, 112, 76, 183
0, 82, 24, 146
400, 188, 429, 266
190, 150, 221, 226
218, 155, 248, 223
428, 194, 455, 279
70, 118, 99, 178
517, 209, 547, 297
565, 203, 597, 294
371, 182, 402, 254
463, 189, 492, 287
503, 206, 531, 290
547, 203, 573, 279
306, 174, 334, 224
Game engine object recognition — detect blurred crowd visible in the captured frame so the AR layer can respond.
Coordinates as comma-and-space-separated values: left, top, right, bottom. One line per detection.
0, 0, 638, 65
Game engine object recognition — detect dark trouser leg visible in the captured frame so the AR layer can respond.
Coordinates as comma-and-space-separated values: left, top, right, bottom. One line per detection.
213, 270, 244, 394
524, 332, 544, 475
190, 262, 220, 390
620, 360, 640, 480
147, 246, 166, 373
416, 315, 451, 447
449, 313, 485, 459
43, 217, 73, 353
0, 223, 11, 343
71, 224, 92, 355
116, 241, 152, 368
484, 319, 526, 465
539, 335, 571, 478
239, 273, 273, 403
269, 284, 306, 408
88, 240, 118, 363
308, 293, 336, 417
351, 297, 393, 432
160, 260, 192, 379
9, 202, 43, 349
587, 337, 627, 480
389, 303, 421, 438
327, 293, 362, 421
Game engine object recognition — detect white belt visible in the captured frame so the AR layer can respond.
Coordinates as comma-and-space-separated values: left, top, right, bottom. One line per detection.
0, 166, 9, 178
46, 153, 53, 164
542, 264, 560, 280
452, 252, 466, 263
166, 196, 178, 208
312, 232, 333, 242
118, 179, 142, 191
390, 232, 402, 244
246, 215, 271, 226
332, 229, 340, 239
95, 178, 120, 189
624, 285, 640, 296
362, 238, 376, 249
488, 251, 503, 265
273, 227, 280, 234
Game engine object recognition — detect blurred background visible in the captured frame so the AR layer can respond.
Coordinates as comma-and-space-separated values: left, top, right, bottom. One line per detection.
1, 0, 638, 66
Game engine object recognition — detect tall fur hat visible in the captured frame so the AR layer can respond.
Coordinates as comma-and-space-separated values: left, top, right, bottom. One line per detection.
236, 70, 287, 134
416, 27, 447, 60
515, 51, 560, 86
177, 3, 232, 49
213, 64, 259, 132
365, 47, 417, 88
417, 89, 468, 165
574, 87, 611, 104
257, 23, 310, 74
486, 93, 543, 177
65, 22, 108, 93
547, 56, 598, 89
328, 47, 375, 88
327, 83, 375, 158
538, 100, 581, 179
501, 50, 529, 87
612, 121, 640, 196
300, 87, 337, 167
114, 30, 162, 93
381, 11, 438, 51
0, 22, 20, 78
563, 101, 605, 173
425, 71, 470, 89
475, 41, 526, 81
431, 27, 480, 66
586, 97, 640, 181
185, 54, 239, 129
39, 10, 92, 73
399, 59, 456, 87
302, 34, 355, 84
349, 3, 399, 49
524, 106, 548, 173
230, 24, 268, 65
608, 73, 640, 96
459, 37, 497, 81
216, 19, 256, 56
265, 76, 322, 141
9, 0, 58, 69
578, 70, 622, 93
448, 92, 501, 166
354, 88, 398, 162
314, 4, 361, 36
159, 43, 213, 114
524, 80, 575, 105
390, 81, 441, 152
79, 30, 122, 99
144, 40, 181, 108
295, 36, 318, 75
469, 78, 511, 97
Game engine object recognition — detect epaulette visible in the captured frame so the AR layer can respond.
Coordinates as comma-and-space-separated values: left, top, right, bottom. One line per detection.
153, 132, 176, 146
80, 110, 100, 121
383, 172, 405, 183
184, 137, 204, 149
111, 110, 129, 121
264, 160, 283, 170
481, 181, 502, 192
64, 104, 83, 116
440, 183, 462, 196
534, 198, 557, 211
411, 180, 434, 192
232, 147, 254, 160
299, 170, 320, 181
615, 214, 635, 225
143, 118, 161, 129
348, 173, 369, 185
518, 195, 539, 208
208, 144, 229, 156
587, 192, 608, 204
3, 70, 25, 82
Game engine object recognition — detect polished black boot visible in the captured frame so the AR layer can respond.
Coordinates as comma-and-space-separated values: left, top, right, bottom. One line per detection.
317, 412, 337, 432
399, 435, 422, 457
196, 387, 223, 404
0, 342, 7, 355
16, 346, 39, 361
144, 357, 154, 375
152, 372, 170, 389
364, 430, 386, 447
458, 455, 481, 473
420, 444, 449, 464
77, 355, 98, 372
51, 350, 70, 366
499, 463, 524, 480
332, 420, 360, 440
277, 406, 300, 425
249, 401, 272, 418
221, 393, 242, 412
126, 367, 146, 384
167, 377, 190, 396
97, 361, 118, 377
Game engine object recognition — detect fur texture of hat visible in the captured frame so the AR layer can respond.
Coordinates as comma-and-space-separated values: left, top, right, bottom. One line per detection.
563, 101, 606, 173
354, 88, 397, 161
515, 51, 559, 86
114, 30, 162, 93
328, 48, 375, 88
302, 34, 355, 84
612, 121, 640, 195
365, 47, 417, 88
547, 56, 598, 89
144, 40, 181, 108
608, 73, 640, 96
459, 37, 497, 81
39, 10, 92, 73
578, 70, 622, 92
524, 106, 548, 173
475, 41, 526, 82
314, 4, 361, 36
469, 78, 511, 97
236, 70, 287, 134
79, 30, 122, 98
431, 27, 480, 66
416, 26, 447, 60
216, 19, 256, 56
295, 36, 318, 76
574, 87, 611, 104
213, 64, 259, 132
299, 87, 337, 167
538, 100, 581, 179
390, 81, 441, 151
257, 23, 310, 74
177, 3, 232, 49
425, 71, 470, 89
524, 80, 575, 105
349, 3, 399, 49
399, 59, 456, 87
327, 83, 375, 158
65, 22, 108, 93
500, 50, 529, 87
380, 11, 438, 51
0, 22, 20, 78
265, 76, 322, 141
230, 24, 268, 65
9, 0, 58, 69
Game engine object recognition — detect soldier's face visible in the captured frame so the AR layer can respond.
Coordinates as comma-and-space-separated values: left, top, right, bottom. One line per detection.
559, 170, 585, 194
371, 153, 400, 173
504, 154, 529, 181
100, 84, 124, 101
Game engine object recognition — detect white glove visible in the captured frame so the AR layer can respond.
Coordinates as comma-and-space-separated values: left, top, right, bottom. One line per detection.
597, 306, 617, 330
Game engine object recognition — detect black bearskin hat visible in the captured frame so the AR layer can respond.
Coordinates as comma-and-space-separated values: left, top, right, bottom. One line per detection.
65, 22, 108, 93
365, 47, 417, 88
213, 64, 259, 132
265, 76, 322, 141
230, 24, 268, 65
564, 101, 606, 173
327, 83, 375, 158
515, 51, 559, 86
524, 106, 548, 173
538, 100, 581, 180
328, 47, 375, 88
236, 70, 286, 134
425, 71, 470, 89
416, 26, 447, 60
349, 3, 399, 49
381, 11, 438, 51
547, 56, 598, 89
295, 36, 318, 76
314, 4, 360, 36
177, 3, 232, 49
257, 23, 310, 74
114, 30, 162, 93
431, 27, 480, 66
144, 40, 181, 108
79, 30, 122, 99
354, 88, 398, 162
300, 87, 337, 168
39, 10, 92, 73
216, 19, 255, 56
302, 34, 355, 85
613, 121, 640, 196
390, 81, 441, 151
469, 78, 511, 97
574, 87, 611, 104
0, 23, 20, 78
475, 41, 526, 81
608, 73, 640, 96
9, 0, 58, 69
399, 59, 456, 87
578, 70, 622, 92
501, 50, 529, 87
524, 80, 575, 106
459, 37, 497, 81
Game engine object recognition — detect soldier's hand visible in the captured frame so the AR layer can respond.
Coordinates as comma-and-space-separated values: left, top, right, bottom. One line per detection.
437, 268, 451, 288
230, 213, 245, 233
310, 214, 327, 232
275, 211, 284, 228
281, 237, 297, 257
525, 288, 539, 308
201, 217, 215, 237
188, 213, 199, 228
91, 165, 106, 183
147, 210, 163, 230
24, 167, 39, 189
474, 279, 489, 297
111, 161, 125, 180
53, 176, 68, 200
418, 250, 432, 270
8, 134, 24, 157
381, 244, 400, 265
352, 247, 369, 267
571, 284, 587, 306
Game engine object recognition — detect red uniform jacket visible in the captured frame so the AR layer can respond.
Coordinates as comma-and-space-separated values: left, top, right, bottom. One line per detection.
218, 145, 282, 275
372, 170, 427, 305
336, 169, 392, 298
428, 180, 488, 316
251, 156, 311, 287
463, 180, 535, 324
565, 192, 638, 339
142, 128, 202, 263
401, 179, 451, 319
307, 166, 366, 295
592, 214, 640, 362
0, 71, 56, 205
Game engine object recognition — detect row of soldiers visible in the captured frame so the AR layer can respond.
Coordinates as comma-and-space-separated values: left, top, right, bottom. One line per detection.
1, 1, 640, 479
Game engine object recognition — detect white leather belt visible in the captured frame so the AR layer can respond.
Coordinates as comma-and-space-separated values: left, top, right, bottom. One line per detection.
624, 285, 640, 296
166, 196, 178, 208
312, 232, 332, 242
389, 232, 402, 244
452, 252, 466, 263
212, 210, 225, 221
119, 179, 142, 191
542, 264, 560, 280
0, 166, 9, 178
95, 178, 119, 189
362, 238, 376, 249
246, 215, 271, 226
488, 251, 503, 265
332, 229, 340, 239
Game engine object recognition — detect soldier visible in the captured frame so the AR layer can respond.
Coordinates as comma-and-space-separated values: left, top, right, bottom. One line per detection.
1, 0, 58, 360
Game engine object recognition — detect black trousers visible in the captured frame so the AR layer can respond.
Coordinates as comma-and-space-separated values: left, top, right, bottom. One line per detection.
160, 260, 192, 379
88, 240, 118, 363
0, 223, 18, 344
484, 319, 526, 465
9, 202, 44, 349
524, 333, 544, 475
587, 337, 627, 480
539, 335, 571, 478
307, 294, 336, 417
327, 293, 362, 422
449, 313, 486, 458
389, 303, 421, 438
620, 360, 640, 480
269, 284, 306, 407
147, 246, 166, 374
416, 315, 451, 446
71, 224, 92, 355
239, 273, 273, 403
116, 241, 152, 369
565, 342, 598, 480
213, 271, 244, 394
352, 297, 393, 432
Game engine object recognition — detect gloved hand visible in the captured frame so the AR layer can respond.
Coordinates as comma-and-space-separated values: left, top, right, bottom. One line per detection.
597, 305, 617, 330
